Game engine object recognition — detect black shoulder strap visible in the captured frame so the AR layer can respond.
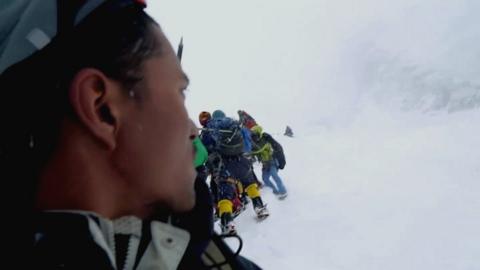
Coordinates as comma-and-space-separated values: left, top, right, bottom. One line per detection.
201, 234, 262, 270
264, 133, 284, 156
263, 133, 278, 148
263, 133, 272, 141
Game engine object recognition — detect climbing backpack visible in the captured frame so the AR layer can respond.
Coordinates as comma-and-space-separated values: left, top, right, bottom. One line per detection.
208, 118, 245, 156
264, 133, 286, 169
238, 110, 257, 129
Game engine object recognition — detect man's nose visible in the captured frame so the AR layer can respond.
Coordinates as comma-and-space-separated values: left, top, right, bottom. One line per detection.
188, 119, 198, 140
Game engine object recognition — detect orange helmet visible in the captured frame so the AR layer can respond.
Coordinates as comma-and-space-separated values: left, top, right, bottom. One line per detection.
198, 111, 211, 127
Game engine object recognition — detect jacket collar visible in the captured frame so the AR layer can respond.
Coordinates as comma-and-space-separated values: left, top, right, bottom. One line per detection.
36, 210, 190, 270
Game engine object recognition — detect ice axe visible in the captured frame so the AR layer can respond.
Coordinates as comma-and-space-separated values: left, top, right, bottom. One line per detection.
177, 36, 183, 62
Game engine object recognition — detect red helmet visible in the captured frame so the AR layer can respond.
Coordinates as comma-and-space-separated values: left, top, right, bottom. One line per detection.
198, 111, 211, 127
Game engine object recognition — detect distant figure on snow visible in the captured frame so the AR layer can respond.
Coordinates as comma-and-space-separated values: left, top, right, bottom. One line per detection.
284, 125, 294, 137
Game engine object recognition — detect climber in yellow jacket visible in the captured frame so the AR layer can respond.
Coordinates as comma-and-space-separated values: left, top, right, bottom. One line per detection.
251, 125, 288, 199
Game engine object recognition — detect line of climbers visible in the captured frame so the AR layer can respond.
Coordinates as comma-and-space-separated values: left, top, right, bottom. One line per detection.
195, 109, 288, 235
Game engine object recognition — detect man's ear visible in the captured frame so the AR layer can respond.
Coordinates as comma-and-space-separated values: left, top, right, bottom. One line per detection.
68, 68, 123, 150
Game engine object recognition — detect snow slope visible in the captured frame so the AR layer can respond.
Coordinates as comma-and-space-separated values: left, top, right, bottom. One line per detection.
230, 108, 480, 270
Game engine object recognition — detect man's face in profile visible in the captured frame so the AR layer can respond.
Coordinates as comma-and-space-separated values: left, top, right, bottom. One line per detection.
114, 27, 197, 214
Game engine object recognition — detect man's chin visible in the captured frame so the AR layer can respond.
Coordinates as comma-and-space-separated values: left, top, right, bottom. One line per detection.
186, 194, 197, 211
174, 192, 196, 213
147, 188, 196, 217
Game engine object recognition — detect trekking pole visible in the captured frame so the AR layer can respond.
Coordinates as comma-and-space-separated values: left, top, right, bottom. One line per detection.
198, 127, 233, 133
177, 36, 183, 61
212, 154, 224, 184
225, 128, 240, 143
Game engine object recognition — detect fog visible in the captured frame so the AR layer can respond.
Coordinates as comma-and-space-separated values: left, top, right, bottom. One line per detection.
148, 0, 480, 131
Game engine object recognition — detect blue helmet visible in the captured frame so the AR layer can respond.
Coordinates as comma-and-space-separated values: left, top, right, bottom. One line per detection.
212, 110, 226, 119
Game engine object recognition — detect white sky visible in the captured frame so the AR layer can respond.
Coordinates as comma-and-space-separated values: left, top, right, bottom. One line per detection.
147, 0, 480, 131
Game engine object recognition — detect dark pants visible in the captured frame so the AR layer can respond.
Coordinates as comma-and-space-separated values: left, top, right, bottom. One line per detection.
222, 155, 256, 189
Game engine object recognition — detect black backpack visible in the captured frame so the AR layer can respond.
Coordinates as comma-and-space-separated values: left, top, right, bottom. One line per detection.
264, 133, 286, 169
208, 118, 245, 156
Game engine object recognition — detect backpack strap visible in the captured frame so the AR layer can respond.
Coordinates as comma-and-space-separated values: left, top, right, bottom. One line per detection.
201, 234, 262, 270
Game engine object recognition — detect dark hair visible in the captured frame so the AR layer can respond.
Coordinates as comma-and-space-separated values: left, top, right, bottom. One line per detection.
61, 5, 161, 95
0, 4, 160, 258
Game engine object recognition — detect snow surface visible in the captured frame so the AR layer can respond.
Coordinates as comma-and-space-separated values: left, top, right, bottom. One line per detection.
228, 108, 480, 270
